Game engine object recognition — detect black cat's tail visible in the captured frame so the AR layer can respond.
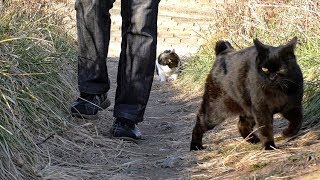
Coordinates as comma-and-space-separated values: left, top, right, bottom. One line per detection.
215, 40, 234, 56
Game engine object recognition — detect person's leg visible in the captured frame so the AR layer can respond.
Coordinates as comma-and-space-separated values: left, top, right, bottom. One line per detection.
71, 0, 115, 119
114, 0, 159, 122
76, 0, 114, 94
111, 0, 159, 138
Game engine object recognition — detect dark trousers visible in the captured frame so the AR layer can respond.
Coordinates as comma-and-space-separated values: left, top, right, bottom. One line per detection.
75, 0, 159, 123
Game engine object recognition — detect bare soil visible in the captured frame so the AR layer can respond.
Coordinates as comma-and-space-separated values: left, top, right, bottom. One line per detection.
93, 58, 200, 179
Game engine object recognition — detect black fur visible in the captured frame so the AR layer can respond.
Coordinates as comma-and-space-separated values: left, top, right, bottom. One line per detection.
220, 57, 227, 74
215, 40, 234, 55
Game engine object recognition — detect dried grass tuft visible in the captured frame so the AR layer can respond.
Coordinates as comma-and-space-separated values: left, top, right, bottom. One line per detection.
0, 0, 132, 179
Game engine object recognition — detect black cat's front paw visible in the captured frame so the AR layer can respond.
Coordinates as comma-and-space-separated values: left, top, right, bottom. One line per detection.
247, 134, 260, 144
263, 141, 277, 150
190, 142, 205, 151
282, 127, 300, 137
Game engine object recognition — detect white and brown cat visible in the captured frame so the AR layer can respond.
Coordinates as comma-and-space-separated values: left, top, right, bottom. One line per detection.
155, 49, 181, 82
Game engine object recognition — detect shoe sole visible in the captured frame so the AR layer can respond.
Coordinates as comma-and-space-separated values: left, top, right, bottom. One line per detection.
71, 98, 111, 120
112, 136, 140, 143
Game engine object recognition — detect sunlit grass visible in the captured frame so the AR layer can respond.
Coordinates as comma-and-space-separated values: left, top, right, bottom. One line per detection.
0, 0, 77, 178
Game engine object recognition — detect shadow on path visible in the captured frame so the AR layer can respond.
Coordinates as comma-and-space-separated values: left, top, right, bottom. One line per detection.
85, 57, 203, 179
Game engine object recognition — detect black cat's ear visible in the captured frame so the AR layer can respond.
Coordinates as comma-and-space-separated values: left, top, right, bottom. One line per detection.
281, 37, 298, 55
253, 38, 268, 54
215, 40, 233, 55
171, 49, 175, 53
286, 37, 298, 48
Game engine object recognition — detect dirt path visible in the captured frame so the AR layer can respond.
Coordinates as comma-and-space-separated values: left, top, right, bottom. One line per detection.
45, 57, 203, 179
93, 58, 201, 179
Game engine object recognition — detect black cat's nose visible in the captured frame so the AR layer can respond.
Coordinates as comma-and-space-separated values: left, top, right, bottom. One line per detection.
269, 73, 278, 81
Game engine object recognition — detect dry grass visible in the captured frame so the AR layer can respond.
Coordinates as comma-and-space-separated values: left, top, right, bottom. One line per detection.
189, 117, 320, 178
0, 1, 132, 179
178, 0, 320, 178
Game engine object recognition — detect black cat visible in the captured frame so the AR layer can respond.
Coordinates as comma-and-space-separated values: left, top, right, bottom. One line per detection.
190, 37, 304, 150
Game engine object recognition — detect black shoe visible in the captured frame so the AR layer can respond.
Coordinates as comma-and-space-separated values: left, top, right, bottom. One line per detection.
70, 92, 110, 119
110, 118, 142, 140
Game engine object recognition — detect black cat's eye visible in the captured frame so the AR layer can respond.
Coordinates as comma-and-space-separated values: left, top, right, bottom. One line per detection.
261, 67, 269, 73
277, 68, 287, 75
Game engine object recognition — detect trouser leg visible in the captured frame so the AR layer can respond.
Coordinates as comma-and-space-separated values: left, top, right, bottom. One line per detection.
75, 0, 115, 94
114, 0, 159, 123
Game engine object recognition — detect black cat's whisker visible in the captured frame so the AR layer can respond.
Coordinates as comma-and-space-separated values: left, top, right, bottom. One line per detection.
280, 82, 288, 89
282, 78, 298, 85
261, 83, 268, 90
278, 83, 286, 91
283, 85, 288, 90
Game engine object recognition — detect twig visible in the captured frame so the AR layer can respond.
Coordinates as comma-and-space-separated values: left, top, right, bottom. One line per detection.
36, 133, 55, 145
